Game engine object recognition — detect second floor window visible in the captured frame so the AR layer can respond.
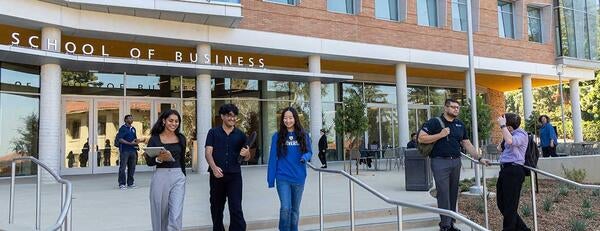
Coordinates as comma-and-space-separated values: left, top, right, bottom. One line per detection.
527, 7, 542, 42
328, 0, 356, 14
266, 0, 296, 5
451, 0, 467, 31
417, 0, 438, 27
375, 0, 399, 21
498, 1, 514, 38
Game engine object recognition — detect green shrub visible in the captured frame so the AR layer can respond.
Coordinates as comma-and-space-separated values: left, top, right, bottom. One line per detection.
542, 198, 553, 212
522, 176, 531, 191
581, 209, 597, 219
582, 198, 591, 209
486, 177, 498, 189
592, 189, 600, 197
459, 178, 474, 192
562, 165, 587, 183
559, 184, 570, 197
552, 193, 561, 203
521, 205, 531, 217
569, 219, 587, 231
476, 200, 485, 214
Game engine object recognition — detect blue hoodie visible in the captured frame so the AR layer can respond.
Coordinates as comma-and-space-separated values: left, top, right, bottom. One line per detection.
539, 123, 558, 148
267, 131, 313, 188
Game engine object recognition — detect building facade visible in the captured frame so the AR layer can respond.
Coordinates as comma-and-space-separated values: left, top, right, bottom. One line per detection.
0, 0, 597, 177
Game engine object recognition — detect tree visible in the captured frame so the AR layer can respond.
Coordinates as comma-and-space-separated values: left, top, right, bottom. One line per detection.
459, 96, 492, 144
10, 113, 39, 159
334, 93, 368, 175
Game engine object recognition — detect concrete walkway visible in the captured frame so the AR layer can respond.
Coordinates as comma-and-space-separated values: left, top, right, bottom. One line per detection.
0, 160, 499, 231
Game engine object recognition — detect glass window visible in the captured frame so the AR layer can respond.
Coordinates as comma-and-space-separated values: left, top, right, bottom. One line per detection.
417, 0, 438, 27
0, 92, 39, 176
321, 83, 339, 103
264, 81, 309, 102
555, 0, 599, 60
498, 1, 514, 38
375, 0, 399, 21
266, 0, 296, 5
211, 0, 240, 3
342, 83, 363, 100
182, 76, 196, 98
407, 86, 428, 104
126, 74, 180, 97
62, 72, 124, 96
528, 7, 543, 42
0, 63, 40, 93
452, 0, 468, 31
428, 87, 464, 105
328, 0, 355, 14
212, 78, 260, 98
364, 84, 396, 104
182, 100, 196, 168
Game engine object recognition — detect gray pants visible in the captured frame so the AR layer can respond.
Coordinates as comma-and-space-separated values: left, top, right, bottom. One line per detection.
150, 168, 186, 231
431, 158, 462, 228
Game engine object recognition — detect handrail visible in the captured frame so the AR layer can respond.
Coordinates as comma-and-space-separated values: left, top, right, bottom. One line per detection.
307, 162, 489, 231
461, 152, 600, 231
9, 156, 73, 231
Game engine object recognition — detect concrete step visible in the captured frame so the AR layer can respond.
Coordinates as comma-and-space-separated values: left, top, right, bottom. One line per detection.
0, 222, 38, 231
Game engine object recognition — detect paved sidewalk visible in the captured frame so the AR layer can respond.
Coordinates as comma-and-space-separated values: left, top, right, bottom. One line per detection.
0, 160, 499, 231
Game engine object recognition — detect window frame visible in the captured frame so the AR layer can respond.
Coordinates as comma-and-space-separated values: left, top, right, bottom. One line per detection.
417, 0, 439, 27
263, 0, 298, 6
451, 0, 468, 32
527, 6, 543, 43
497, 0, 515, 39
375, 0, 401, 21
327, 0, 361, 15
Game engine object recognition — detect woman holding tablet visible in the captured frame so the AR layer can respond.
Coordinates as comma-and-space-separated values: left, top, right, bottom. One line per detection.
144, 109, 187, 231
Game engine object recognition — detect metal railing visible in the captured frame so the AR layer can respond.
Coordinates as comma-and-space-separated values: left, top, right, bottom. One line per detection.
9, 156, 73, 231
461, 153, 600, 231
307, 162, 489, 231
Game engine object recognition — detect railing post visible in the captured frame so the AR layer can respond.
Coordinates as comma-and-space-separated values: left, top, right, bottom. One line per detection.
530, 174, 538, 231
349, 179, 355, 231
482, 165, 489, 229
9, 161, 16, 224
397, 205, 403, 231
319, 171, 324, 231
61, 184, 71, 231
36, 164, 42, 230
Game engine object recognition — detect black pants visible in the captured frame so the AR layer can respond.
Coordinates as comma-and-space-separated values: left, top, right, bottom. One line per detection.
542, 146, 557, 157
497, 164, 530, 231
318, 151, 327, 166
118, 151, 137, 186
210, 172, 246, 231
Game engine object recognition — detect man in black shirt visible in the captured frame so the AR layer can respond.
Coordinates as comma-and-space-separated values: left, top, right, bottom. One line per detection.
418, 99, 489, 231
318, 129, 328, 168
205, 104, 250, 231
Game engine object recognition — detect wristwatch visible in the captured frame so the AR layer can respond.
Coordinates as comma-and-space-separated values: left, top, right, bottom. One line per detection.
500, 125, 507, 129
155, 157, 163, 164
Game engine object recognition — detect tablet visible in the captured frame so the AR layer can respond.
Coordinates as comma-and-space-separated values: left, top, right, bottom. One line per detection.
144, 147, 166, 158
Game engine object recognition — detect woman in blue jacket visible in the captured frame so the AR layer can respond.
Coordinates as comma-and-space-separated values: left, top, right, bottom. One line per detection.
267, 107, 312, 231
539, 115, 558, 157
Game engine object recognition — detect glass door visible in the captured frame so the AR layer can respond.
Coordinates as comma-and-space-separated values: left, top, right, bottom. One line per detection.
127, 100, 152, 169
366, 104, 398, 150
62, 98, 93, 175
93, 99, 123, 174
408, 105, 430, 138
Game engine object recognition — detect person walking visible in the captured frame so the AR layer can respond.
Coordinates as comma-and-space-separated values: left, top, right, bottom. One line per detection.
267, 107, 313, 231
205, 104, 250, 231
496, 113, 531, 231
318, 128, 327, 168
144, 109, 187, 231
117, 114, 139, 189
418, 99, 489, 231
539, 115, 558, 157
103, 139, 112, 166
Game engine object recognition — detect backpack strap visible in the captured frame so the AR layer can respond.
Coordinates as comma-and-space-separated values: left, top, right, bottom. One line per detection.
435, 117, 445, 129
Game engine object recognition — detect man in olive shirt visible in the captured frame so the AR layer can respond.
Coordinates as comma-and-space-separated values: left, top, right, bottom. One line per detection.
418, 99, 489, 231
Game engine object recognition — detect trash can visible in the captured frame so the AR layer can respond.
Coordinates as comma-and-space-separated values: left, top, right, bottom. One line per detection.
404, 148, 433, 191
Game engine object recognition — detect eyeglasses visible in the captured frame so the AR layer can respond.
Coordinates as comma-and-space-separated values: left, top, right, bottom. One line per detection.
223, 113, 237, 118
446, 105, 460, 109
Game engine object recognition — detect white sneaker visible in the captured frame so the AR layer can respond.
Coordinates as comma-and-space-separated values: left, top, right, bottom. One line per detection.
128, 184, 137, 189
119, 185, 127, 190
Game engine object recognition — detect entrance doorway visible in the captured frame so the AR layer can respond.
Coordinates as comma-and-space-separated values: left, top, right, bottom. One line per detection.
366, 104, 398, 150
408, 105, 431, 140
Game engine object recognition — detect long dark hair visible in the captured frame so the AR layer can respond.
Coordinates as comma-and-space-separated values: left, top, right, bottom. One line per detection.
277, 107, 308, 157
150, 109, 182, 136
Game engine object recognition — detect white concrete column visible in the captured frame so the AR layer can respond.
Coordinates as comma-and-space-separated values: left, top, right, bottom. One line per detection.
522, 74, 534, 119
570, 79, 583, 142
396, 64, 410, 147
196, 44, 211, 174
39, 27, 61, 181
309, 55, 322, 163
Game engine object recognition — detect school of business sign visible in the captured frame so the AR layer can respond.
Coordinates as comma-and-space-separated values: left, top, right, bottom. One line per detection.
9, 32, 265, 68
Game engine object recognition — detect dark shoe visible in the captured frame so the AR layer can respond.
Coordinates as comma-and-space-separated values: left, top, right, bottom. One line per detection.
449, 226, 461, 231
321, 165, 327, 169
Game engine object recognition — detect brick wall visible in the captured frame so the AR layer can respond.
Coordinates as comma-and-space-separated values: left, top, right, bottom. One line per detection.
487, 88, 506, 144
239, 0, 555, 64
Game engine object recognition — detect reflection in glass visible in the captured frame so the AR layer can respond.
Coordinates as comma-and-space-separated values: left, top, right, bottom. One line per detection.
498, 1, 514, 38
96, 101, 120, 167
417, 0, 438, 27
0, 93, 39, 176
364, 84, 396, 104
126, 75, 180, 97
1, 63, 40, 93
213, 78, 260, 98
527, 7, 542, 42
62, 72, 124, 96
321, 83, 339, 103
182, 76, 196, 98
375, 0, 399, 20
129, 102, 151, 165
64, 100, 90, 168
267, 0, 296, 5
451, 0, 467, 31
328, 0, 355, 14
408, 86, 428, 104
182, 100, 196, 168
322, 102, 340, 160
214, 99, 262, 165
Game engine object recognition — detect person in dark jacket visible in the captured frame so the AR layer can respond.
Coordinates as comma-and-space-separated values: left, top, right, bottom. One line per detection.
143, 109, 187, 231
407, 133, 417, 149
538, 115, 558, 157
267, 107, 313, 231
318, 128, 328, 168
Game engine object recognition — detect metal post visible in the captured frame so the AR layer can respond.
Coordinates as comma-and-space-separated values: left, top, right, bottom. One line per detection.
62, 184, 71, 231
9, 161, 16, 224
397, 205, 403, 231
36, 165, 41, 230
349, 179, 355, 231
482, 165, 489, 229
466, 0, 482, 192
319, 172, 324, 231
531, 175, 538, 231
558, 72, 567, 143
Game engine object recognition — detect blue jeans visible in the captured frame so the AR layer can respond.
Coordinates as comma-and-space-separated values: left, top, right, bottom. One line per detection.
276, 179, 305, 231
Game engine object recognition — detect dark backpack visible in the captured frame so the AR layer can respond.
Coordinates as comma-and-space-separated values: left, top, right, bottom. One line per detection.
114, 125, 122, 148
417, 117, 445, 157
524, 133, 540, 176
